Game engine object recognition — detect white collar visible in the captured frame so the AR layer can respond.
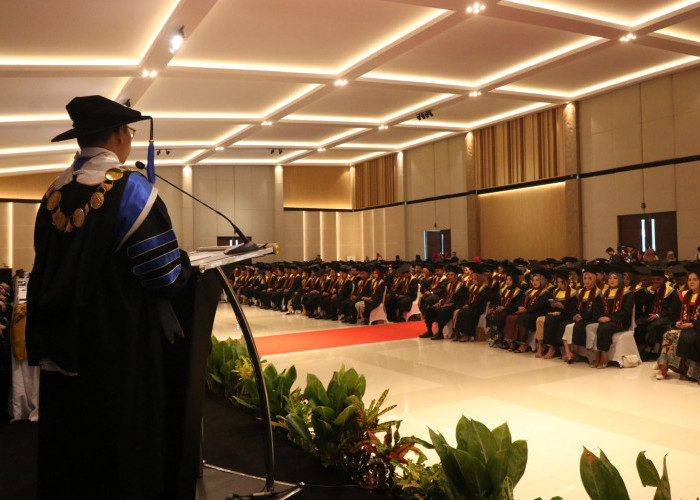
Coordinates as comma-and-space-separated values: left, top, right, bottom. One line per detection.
53, 147, 122, 189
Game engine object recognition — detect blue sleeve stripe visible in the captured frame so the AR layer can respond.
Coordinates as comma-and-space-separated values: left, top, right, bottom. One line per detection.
133, 248, 180, 277
114, 174, 155, 251
127, 229, 177, 259
143, 264, 182, 289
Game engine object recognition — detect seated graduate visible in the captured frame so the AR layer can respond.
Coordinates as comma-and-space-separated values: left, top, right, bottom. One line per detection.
636, 267, 679, 359
590, 264, 634, 369
452, 263, 491, 342
387, 262, 418, 322
562, 264, 601, 363
356, 265, 386, 324
321, 265, 353, 321
485, 266, 523, 348
656, 264, 700, 381
424, 264, 468, 340
537, 269, 578, 359
504, 267, 553, 353
343, 266, 371, 324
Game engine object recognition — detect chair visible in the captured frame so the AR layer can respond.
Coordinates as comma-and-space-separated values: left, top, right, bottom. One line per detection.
570, 307, 640, 367
401, 285, 422, 322
369, 288, 388, 325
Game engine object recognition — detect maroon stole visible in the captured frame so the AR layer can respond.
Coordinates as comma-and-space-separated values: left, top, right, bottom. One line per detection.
524, 287, 544, 307
500, 286, 518, 307
679, 291, 700, 322
468, 283, 485, 304
444, 281, 461, 304
602, 286, 626, 327
577, 286, 598, 313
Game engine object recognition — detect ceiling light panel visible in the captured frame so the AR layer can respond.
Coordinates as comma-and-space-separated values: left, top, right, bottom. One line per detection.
244, 123, 360, 144
292, 86, 452, 121
302, 149, 371, 162
208, 148, 306, 161
137, 76, 313, 115
0, 0, 179, 62
508, 43, 693, 95
0, 152, 74, 169
657, 16, 700, 43
341, 127, 454, 147
170, 0, 440, 73
0, 77, 128, 115
0, 123, 74, 150
372, 16, 595, 86
127, 148, 202, 164
424, 96, 547, 126
502, 0, 693, 26
131, 118, 240, 144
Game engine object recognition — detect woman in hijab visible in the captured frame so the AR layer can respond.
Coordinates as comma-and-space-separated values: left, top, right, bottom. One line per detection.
503, 268, 552, 353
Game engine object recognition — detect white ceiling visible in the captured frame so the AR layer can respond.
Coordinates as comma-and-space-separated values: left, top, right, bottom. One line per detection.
2, 0, 700, 176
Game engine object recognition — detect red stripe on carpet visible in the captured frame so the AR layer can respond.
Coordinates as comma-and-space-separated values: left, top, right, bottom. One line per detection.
255, 321, 425, 356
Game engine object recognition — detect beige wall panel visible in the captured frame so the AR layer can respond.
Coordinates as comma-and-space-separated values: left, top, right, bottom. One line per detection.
236, 166, 275, 243
155, 166, 183, 244
447, 135, 467, 195
361, 210, 375, 259
336, 211, 356, 260
303, 211, 320, 260
582, 131, 614, 173
580, 91, 615, 136
320, 211, 337, 260
215, 166, 235, 237
405, 201, 437, 259
479, 183, 566, 260
373, 208, 386, 259
0, 204, 11, 268
672, 67, 700, 116
641, 76, 673, 122
610, 85, 641, 130
12, 202, 39, 271
350, 211, 364, 260
674, 161, 700, 259
384, 204, 406, 260
283, 166, 350, 209
674, 109, 700, 158
281, 210, 303, 261
613, 124, 643, 166
192, 165, 218, 248
434, 198, 450, 231
448, 196, 469, 259
433, 140, 450, 197
642, 165, 676, 213
0, 172, 56, 200
405, 144, 435, 201
642, 118, 674, 163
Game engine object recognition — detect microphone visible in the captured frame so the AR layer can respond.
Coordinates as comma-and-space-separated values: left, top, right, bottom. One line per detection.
135, 161, 258, 255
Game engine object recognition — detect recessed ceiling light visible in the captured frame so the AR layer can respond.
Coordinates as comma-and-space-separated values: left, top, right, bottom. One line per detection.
261, 121, 272, 126
620, 33, 637, 42
469, 90, 482, 97
317, 147, 326, 152
169, 26, 185, 54
466, 2, 486, 14
334, 79, 348, 87
215, 146, 224, 151
378, 125, 388, 130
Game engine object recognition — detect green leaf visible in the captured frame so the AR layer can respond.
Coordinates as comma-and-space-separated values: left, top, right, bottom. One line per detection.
333, 405, 357, 428
636, 451, 660, 487
304, 374, 331, 407
452, 447, 489, 498
311, 405, 335, 422
580, 447, 630, 500
465, 418, 498, 466
285, 413, 313, 446
491, 422, 512, 450
504, 440, 527, 487
655, 454, 671, 500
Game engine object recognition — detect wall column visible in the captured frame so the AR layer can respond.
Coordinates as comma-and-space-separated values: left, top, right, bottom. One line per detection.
562, 102, 583, 258
465, 131, 480, 259
181, 165, 194, 251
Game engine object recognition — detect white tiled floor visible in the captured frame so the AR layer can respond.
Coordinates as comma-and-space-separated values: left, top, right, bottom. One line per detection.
212, 303, 700, 499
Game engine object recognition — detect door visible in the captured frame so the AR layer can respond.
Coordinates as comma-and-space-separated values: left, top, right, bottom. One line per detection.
424, 229, 451, 260
617, 212, 677, 259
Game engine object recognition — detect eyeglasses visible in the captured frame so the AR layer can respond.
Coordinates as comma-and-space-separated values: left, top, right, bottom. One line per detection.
125, 126, 136, 139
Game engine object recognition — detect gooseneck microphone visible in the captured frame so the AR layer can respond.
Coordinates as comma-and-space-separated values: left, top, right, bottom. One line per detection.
135, 161, 259, 255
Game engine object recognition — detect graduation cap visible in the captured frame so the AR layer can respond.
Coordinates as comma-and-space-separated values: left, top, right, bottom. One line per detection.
683, 262, 700, 276
396, 263, 412, 274
554, 269, 571, 281
667, 264, 688, 278
446, 264, 461, 274
649, 268, 666, 278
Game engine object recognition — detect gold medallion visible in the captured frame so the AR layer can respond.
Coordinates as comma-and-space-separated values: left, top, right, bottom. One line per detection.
90, 191, 105, 210
65, 220, 73, 233
105, 168, 123, 181
102, 182, 113, 192
73, 208, 86, 228
47, 191, 61, 211
52, 210, 67, 231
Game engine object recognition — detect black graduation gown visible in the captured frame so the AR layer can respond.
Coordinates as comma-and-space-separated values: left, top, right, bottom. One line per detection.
26, 170, 191, 499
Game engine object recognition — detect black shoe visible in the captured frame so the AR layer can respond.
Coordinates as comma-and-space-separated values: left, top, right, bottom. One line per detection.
419, 331, 433, 339
347, 319, 357, 324
430, 333, 444, 340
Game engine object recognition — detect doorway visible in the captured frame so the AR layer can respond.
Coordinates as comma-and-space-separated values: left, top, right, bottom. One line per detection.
617, 212, 677, 259
424, 229, 451, 260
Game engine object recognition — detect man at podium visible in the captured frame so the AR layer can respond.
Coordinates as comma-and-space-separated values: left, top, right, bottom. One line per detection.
26, 95, 191, 499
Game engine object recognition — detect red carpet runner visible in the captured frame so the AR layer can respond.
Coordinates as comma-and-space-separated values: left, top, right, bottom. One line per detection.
255, 321, 425, 356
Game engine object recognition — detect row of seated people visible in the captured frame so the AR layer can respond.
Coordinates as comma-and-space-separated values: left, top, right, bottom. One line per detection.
230, 256, 700, 376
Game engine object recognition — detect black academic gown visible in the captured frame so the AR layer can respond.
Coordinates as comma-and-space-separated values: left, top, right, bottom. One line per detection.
26, 168, 191, 499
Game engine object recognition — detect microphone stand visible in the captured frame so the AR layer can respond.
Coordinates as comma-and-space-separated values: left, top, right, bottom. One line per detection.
134, 161, 258, 255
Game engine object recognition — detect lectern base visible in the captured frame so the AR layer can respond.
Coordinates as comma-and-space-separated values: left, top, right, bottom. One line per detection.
197, 464, 303, 500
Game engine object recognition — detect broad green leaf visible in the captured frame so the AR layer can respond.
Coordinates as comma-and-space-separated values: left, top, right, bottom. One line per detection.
504, 440, 527, 486
655, 455, 671, 500
580, 447, 630, 500
598, 450, 630, 499
304, 374, 331, 407
285, 412, 313, 444
333, 405, 357, 428
311, 405, 335, 422
491, 422, 512, 450
486, 448, 507, 489
453, 447, 490, 498
636, 451, 660, 487
430, 428, 469, 494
